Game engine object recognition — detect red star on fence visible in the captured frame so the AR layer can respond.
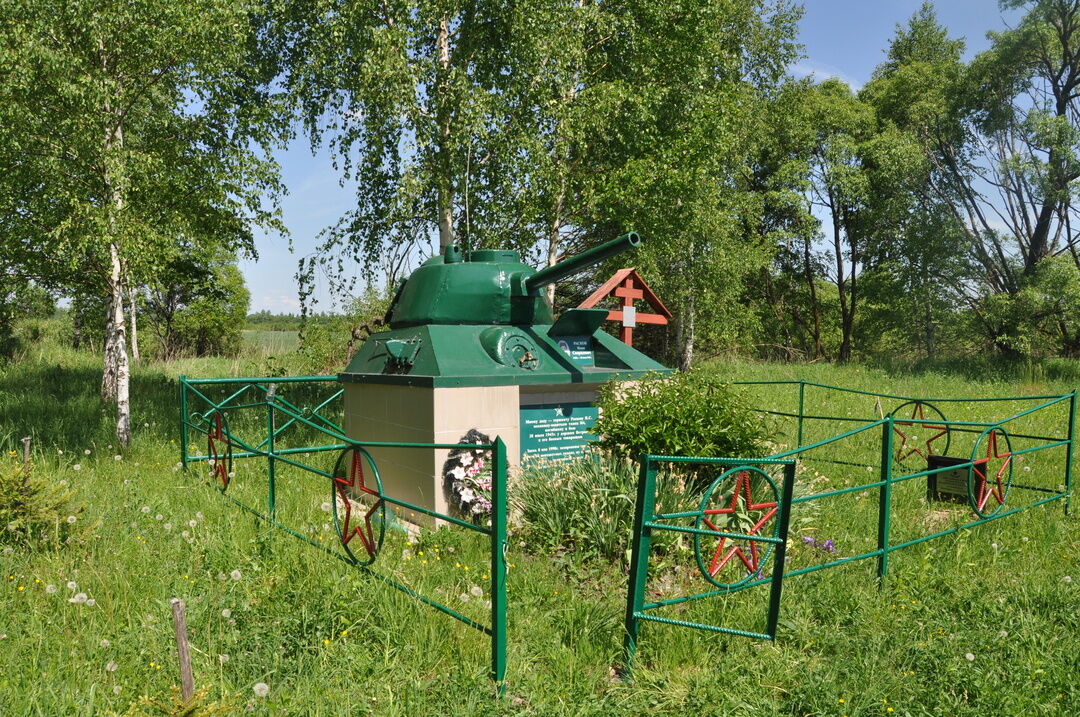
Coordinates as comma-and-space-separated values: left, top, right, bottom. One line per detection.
701, 471, 778, 576
973, 429, 1012, 513
334, 450, 383, 558
893, 403, 949, 463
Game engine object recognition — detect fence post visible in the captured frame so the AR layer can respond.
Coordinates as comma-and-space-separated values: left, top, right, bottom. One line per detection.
797, 381, 806, 449
623, 454, 657, 676
765, 462, 796, 638
266, 383, 277, 519
179, 376, 188, 471
490, 437, 508, 690
1067, 391, 1076, 516
877, 418, 895, 581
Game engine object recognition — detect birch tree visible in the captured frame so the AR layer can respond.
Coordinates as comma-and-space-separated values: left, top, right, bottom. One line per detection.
0, 0, 283, 444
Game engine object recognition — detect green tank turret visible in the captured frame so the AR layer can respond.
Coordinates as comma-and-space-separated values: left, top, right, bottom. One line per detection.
340, 233, 670, 387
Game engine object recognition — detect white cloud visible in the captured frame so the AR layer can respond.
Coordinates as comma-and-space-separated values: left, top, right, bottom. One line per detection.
256, 294, 301, 313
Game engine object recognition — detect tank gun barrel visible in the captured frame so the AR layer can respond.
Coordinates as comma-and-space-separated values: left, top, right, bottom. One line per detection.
524, 232, 640, 293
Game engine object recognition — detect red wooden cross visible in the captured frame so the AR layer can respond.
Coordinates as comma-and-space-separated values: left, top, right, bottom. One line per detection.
577, 268, 672, 346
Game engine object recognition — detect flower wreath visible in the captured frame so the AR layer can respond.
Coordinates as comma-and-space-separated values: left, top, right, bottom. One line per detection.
443, 429, 493, 519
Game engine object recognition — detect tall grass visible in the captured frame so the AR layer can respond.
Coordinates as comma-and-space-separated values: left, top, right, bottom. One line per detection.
1, 344, 1079, 714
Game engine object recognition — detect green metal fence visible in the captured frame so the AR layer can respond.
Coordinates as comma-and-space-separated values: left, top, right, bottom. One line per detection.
178, 375, 509, 686
623, 381, 1076, 672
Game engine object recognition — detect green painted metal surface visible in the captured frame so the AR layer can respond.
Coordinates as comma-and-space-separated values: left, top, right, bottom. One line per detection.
341, 232, 673, 387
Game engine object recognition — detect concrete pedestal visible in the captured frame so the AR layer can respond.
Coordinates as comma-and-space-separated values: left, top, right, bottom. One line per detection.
342, 382, 600, 525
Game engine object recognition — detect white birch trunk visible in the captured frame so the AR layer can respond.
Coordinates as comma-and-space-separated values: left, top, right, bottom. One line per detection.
436, 17, 454, 249
107, 243, 132, 446
129, 284, 139, 363
100, 52, 132, 445
676, 295, 695, 372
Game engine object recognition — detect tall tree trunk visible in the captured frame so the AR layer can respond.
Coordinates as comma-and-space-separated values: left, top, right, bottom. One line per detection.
435, 16, 454, 250
129, 284, 139, 363
544, 194, 564, 308
675, 295, 695, 372
100, 55, 132, 446
832, 209, 852, 362
803, 233, 823, 359
105, 243, 132, 446
101, 290, 119, 400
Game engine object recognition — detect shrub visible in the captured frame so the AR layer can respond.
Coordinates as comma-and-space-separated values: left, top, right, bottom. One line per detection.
593, 370, 772, 460
0, 451, 82, 547
512, 450, 692, 563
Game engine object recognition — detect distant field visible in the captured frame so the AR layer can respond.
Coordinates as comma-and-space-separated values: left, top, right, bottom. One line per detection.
241, 330, 299, 354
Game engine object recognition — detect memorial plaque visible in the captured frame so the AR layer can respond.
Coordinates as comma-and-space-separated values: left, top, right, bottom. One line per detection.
520, 402, 599, 462
554, 336, 594, 366
926, 454, 977, 504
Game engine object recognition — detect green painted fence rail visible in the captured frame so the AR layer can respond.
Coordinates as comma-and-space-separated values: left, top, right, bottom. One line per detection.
623, 382, 1076, 677
178, 375, 509, 688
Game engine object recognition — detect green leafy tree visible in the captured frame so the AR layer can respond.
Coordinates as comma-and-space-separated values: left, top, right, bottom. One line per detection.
0, 0, 283, 444
143, 254, 251, 360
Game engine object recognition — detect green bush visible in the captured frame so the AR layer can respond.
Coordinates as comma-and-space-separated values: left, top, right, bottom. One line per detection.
0, 451, 82, 547
593, 370, 772, 460
512, 450, 692, 563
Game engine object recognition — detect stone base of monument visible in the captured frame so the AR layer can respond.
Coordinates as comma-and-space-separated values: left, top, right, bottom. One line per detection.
343, 382, 601, 527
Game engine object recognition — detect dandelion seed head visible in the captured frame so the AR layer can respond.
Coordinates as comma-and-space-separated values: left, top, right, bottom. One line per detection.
459, 593, 470, 602
100, 639, 110, 648
140, 506, 150, 514
1064, 576, 1073, 583
965, 652, 975, 661
219, 654, 230, 663
106, 660, 117, 672
113, 455, 121, 461
196, 512, 203, 520
164, 523, 172, 531
253, 682, 270, 698
86, 598, 96, 607
222, 609, 232, 618
2, 547, 12, 556
112, 686, 121, 695
73, 464, 81, 471
188, 520, 197, 528
469, 585, 483, 598
66, 581, 77, 590
230, 569, 242, 580
181, 530, 190, 538
70, 592, 87, 604
66, 515, 77, 524
155, 514, 163, 521
45, 584, 56, 593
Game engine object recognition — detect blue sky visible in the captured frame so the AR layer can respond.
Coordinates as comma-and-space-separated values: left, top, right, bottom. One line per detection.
241, 0, 1022, 314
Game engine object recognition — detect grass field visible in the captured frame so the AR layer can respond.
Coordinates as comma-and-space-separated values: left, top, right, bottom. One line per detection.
2, 338, 1079, 715
241, 330, 300, 356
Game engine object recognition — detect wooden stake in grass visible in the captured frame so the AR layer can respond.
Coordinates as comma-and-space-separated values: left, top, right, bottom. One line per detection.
171, 598, 195, 702
21, 436, 31, 476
